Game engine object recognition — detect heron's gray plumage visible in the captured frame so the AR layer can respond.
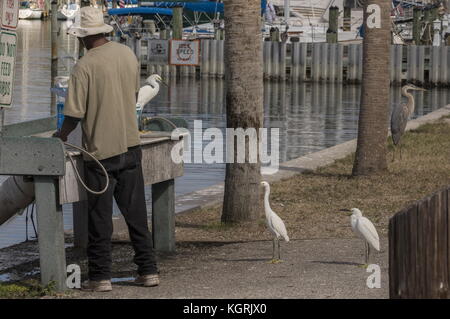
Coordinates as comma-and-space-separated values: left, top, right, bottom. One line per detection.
391, 103, 409, 146
390, 84, 425, 148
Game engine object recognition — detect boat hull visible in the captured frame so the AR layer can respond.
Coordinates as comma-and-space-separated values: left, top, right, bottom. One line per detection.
18, 9, 43, 20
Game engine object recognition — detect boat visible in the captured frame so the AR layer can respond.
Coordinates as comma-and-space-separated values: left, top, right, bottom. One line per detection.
18, 8, 43, 19
265, 0, 363, 42
58, 3, 80, 20
19, 1, 43, 20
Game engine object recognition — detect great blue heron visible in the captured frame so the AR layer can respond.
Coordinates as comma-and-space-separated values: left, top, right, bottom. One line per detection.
340, 208, 380, 264
261, 181, 289, 263
391, 84, 427, 160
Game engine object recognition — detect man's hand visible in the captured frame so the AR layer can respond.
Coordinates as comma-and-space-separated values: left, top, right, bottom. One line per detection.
52, 130, 68, 142
53, 116, 81, 142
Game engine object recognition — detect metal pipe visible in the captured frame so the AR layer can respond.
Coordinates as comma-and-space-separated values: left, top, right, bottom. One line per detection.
0, 176, 35, 226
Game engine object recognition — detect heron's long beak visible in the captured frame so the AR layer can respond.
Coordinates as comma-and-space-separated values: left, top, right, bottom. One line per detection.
414, 87, 427, 91
159, 80, 169, 87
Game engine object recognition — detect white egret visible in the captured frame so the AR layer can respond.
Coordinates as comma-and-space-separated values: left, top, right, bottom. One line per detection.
340, 208, 380, 264
136, 74, 167, 126
261, 181, 289, 263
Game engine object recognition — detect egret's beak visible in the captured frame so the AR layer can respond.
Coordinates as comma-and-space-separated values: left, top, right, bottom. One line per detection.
158, 79, 169, 87
413, 86, 427, 92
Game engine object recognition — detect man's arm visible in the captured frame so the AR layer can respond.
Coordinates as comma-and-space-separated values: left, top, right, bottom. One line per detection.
53, 116, 81, 142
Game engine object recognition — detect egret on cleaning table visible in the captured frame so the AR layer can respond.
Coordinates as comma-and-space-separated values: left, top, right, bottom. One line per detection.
340, 208, 380, 264
261, 181, 289, 263
391, 84, 427, 161
136, 74, 167, 126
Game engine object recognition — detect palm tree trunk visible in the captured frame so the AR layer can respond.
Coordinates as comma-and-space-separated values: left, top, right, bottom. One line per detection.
352, 0, 391, 176
221, 0, 263, 223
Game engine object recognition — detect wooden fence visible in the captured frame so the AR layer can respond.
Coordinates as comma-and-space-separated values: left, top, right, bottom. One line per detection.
123, 38, 450, 86
389, 187, 450, 298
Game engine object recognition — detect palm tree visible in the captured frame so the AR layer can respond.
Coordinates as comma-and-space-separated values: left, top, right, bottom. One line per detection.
352, 0, 391, 176
221, 0, 264, 223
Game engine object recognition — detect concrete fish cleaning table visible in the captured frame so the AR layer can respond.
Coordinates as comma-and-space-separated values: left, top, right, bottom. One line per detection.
0, 116, 185, 291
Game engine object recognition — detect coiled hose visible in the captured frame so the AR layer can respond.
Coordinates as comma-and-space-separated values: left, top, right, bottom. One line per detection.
64, 142, 110, 195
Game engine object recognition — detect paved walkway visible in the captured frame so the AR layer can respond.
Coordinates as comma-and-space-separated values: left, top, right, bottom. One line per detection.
71, 237, 388, 299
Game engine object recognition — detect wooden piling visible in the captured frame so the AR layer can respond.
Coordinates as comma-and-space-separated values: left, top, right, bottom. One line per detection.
50, 0, 58, 116
336, 44, 344, 83
431, 46, 440, 85
279, 42, 287, 81
327, 6, 339, 43
217, 40, 225, 78
201, 39, 210, 78
209, 40, 218, 78
417, 46, 425, 85
320, 43, 329, 81
407, 45, 417, 83
172, 7, 183, 41
328, 43, 337, 82
413, 8, 422, 45
263, 41, 272, 79
272, 41, 280, 80
311, 43, 321, 81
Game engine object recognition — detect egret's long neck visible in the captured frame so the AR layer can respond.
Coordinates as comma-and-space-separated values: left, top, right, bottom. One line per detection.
402, 89, 415, 115
263, 186, 271, 215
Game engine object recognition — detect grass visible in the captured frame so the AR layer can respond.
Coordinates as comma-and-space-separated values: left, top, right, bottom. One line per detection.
0, 280, 58, 299
174, 119, 450, 243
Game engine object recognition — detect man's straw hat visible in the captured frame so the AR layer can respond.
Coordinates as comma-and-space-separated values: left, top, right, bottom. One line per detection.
68, 7, 113, 38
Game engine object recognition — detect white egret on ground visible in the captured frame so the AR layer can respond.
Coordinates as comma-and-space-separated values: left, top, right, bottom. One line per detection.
261, 181, 289, 263
340, 208, 380, 264
136, 74, 167, 126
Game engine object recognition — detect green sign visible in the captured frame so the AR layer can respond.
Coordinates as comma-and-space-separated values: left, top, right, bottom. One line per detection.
0, 31, 17, 108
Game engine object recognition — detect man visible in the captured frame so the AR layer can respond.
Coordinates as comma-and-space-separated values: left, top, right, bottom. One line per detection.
54, 6, 159, 292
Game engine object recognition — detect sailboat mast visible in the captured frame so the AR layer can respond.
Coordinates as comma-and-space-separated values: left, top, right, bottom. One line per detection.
284, 0, 290, 24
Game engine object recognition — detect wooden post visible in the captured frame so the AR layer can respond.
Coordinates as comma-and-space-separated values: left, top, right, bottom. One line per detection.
413, 8, 422, 45
291, 42, 300, 82
407, 45, 417, 83
152, 179, 175, 252
327, 6, 339, 43
348, 44, 357, 82
279, 42, 286, 81
431, 46, 440, 85
357, 43, 363, 83
270, 28, 280, 42
51, 0, 58, 116
263, 41, 272, 80
418, 45, 425, 85
272, 41, 280, 80
320, 43, 328, 81
329, 43, 337, 82
172, 7, 183, 40
312, 43, 321, 81
336, 44, 343, 83
299, 43, 307, 82
209, 40, 218, 78
343, 6, 351, 31
35, 176, 67, 292
217, 40, 225, 78
201, 39, 210, 78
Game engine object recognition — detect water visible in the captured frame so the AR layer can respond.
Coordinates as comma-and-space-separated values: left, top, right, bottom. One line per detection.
1, 20, 450, 249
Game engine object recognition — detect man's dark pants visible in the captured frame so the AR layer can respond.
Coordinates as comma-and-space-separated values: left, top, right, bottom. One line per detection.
84, 146, 158, 281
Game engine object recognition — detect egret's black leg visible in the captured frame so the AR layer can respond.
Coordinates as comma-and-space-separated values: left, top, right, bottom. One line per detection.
272, 238, 276, 260
364, 242, 369, 264
278, 239, 281, 260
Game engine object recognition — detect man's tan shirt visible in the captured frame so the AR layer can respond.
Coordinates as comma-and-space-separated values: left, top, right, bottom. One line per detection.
64, 41, 141, 160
